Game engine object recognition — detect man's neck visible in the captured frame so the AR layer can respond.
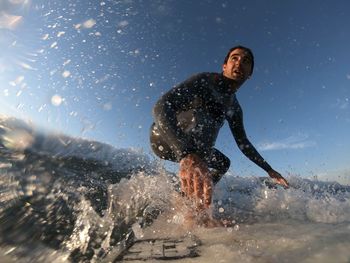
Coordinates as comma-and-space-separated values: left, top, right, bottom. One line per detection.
221, 74, 242, 94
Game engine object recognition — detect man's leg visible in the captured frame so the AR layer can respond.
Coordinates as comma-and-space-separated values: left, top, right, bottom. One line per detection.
149, 123, 178, 162
151, 123, 204, 202
180, 152, 230, 227
203, 148, 230, 184
150, 123, 214, 209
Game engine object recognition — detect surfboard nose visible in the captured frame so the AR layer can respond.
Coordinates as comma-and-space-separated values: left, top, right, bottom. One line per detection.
116, 235, 201, 261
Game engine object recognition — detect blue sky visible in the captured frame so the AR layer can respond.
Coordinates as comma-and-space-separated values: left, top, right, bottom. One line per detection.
0, 0, 349, 180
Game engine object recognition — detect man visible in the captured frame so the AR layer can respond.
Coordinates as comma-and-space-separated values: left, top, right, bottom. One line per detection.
150, 46, 289, 212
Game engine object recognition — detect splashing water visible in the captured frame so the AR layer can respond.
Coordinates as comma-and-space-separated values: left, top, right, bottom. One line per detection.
0, 116, 350, 262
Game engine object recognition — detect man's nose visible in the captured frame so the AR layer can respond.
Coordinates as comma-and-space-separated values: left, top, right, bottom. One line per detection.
235, 58, 243, 67
235, 57, 242, 65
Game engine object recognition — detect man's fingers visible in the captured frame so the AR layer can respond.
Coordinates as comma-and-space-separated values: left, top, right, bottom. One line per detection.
195, 166, 212, 208
179, 155, 214, 209
180, 173, 188, 196
279, 178, 289, 188
193, 170, 203, 201
193, 170, 205, 210
268, 170, 289, 189
203, 177, 213, 207
276, 175, 289, 187
179, 165, 192, 197
203, 180, 213, 207
187, 168, 194, 197
274, 177, 289, 188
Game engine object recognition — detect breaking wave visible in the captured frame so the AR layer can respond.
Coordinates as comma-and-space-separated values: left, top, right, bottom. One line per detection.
0, 116, 349, 262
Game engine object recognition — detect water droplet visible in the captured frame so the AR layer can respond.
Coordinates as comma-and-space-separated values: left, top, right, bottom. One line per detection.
51, 95, 63, 106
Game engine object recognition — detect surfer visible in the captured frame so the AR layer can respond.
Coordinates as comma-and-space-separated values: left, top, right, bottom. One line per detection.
150, 46, 289, 214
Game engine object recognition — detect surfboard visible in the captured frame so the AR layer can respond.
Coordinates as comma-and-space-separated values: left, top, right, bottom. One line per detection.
115, 234, 201, 261
105, 177, 295, 262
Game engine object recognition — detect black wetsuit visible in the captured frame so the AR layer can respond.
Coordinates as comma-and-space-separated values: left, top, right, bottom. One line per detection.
150, 72, 272, 183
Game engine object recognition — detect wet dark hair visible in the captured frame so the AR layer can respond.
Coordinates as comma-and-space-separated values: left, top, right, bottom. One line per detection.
223, 45, 254, 75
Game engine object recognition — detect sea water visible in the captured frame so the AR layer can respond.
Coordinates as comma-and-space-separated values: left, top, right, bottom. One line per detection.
0, 116, 349, 262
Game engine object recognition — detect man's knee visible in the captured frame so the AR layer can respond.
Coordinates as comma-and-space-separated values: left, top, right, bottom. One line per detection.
212, 155, 230, 184
150, 123, 177, 162
221, 156, 230, 174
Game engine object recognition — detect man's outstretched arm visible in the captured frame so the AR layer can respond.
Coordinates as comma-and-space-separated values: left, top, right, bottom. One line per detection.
228, 106, 289, 187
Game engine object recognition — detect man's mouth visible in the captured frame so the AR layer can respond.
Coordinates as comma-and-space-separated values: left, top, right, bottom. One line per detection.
233, 69, 244, 78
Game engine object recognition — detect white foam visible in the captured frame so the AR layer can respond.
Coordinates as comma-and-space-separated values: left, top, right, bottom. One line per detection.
213, 175, 350, 224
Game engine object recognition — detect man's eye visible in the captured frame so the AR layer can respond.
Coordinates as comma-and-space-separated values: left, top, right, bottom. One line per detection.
243, 58, 251, 64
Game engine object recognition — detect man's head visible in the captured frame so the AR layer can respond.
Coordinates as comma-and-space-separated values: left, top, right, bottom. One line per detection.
222, 46, 254, 84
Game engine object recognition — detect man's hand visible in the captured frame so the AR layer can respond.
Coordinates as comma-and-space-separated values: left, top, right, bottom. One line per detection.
179, 154, 213, 209
268, 169, 289, 188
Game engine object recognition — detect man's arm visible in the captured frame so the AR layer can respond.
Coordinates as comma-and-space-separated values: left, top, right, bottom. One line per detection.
227, 103, 289, 187
228, 104, 272, 172
153, 73, 210, 160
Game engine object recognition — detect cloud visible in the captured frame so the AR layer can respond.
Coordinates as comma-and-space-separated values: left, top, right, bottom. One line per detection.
316, 169, 350, 185
258, 134, 316, 151
335, 98, 349, 110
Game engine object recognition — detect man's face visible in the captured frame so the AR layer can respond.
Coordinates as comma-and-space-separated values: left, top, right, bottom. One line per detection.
222, 48, 253, 84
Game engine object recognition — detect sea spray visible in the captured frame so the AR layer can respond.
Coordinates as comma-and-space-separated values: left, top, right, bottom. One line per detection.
1, 117, 350, 262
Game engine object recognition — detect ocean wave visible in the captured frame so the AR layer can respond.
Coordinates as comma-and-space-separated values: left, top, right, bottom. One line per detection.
213, 175, 350, 224
0, 116, 349, 262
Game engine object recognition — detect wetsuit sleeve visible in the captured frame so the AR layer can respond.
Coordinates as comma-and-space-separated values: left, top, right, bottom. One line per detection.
227, 104, 272, 172
152, 73, 208, 160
